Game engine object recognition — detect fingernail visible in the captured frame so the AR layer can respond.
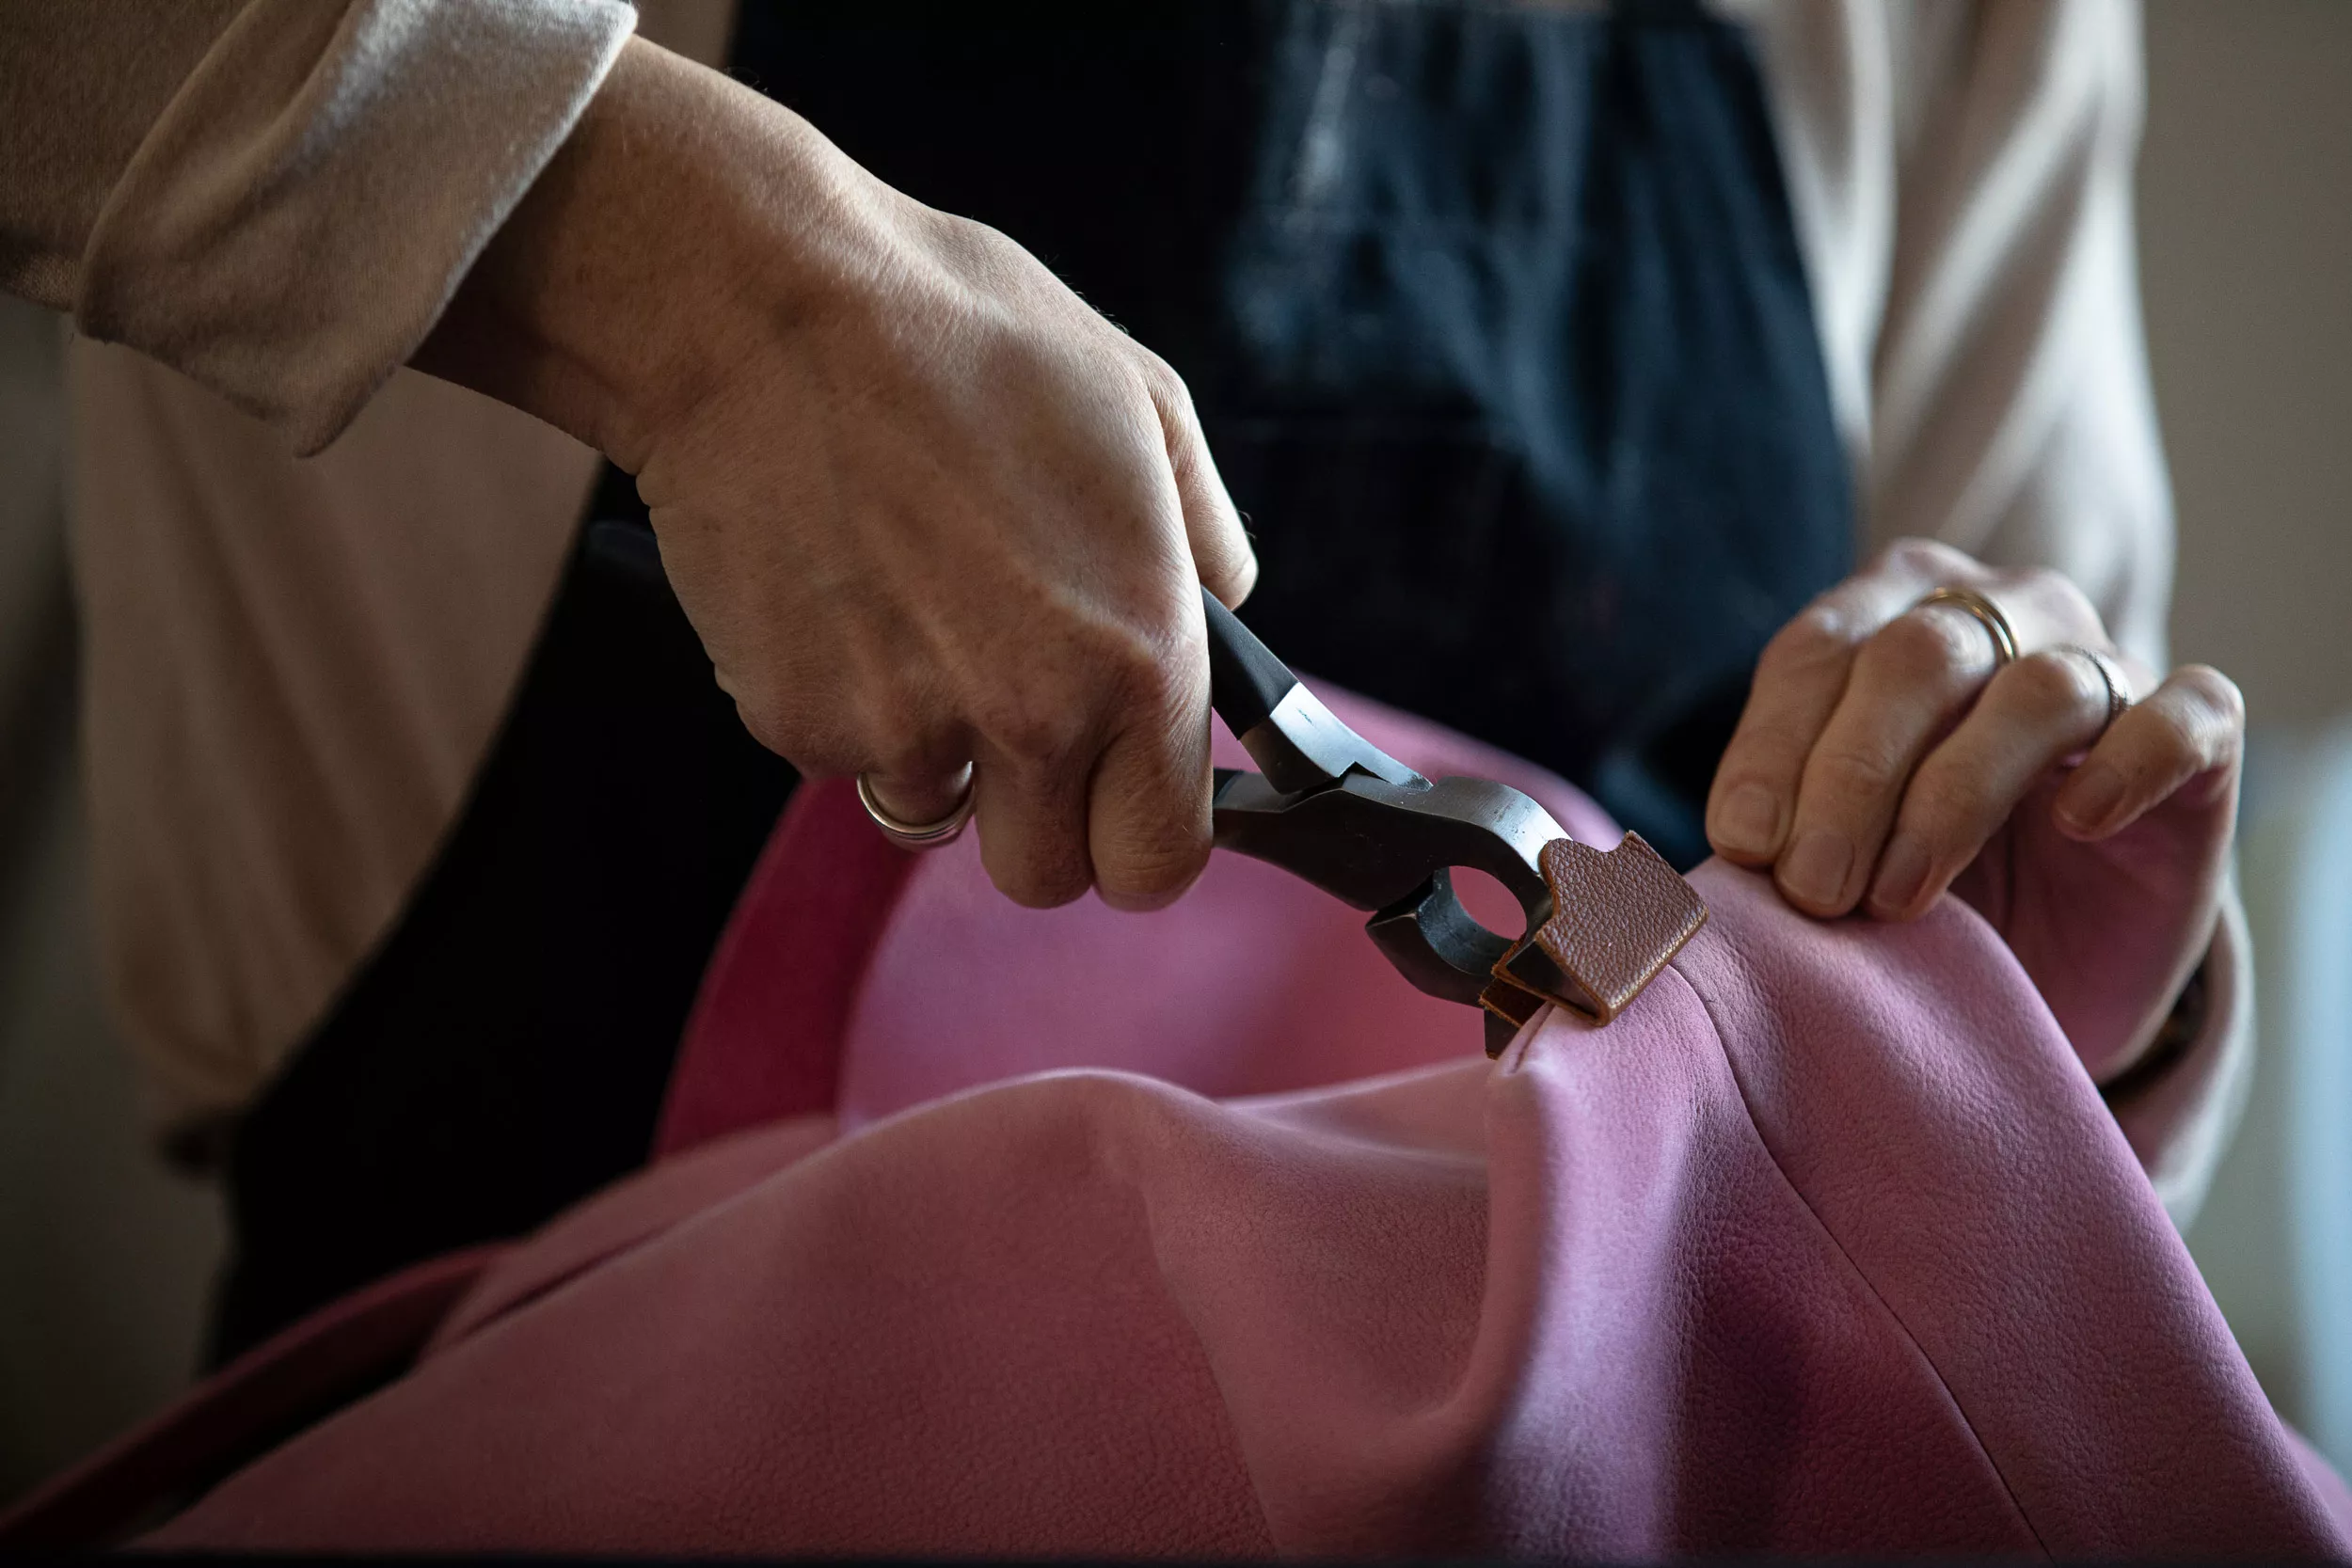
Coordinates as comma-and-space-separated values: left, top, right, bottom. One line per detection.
1870, 836, 1931, 914
2059, 765, 2125, 834
1713, 784, 1783, 857
1780, 831, 1855, 911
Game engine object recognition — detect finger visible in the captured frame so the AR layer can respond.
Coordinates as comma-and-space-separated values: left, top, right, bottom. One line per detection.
1139, 353, 1257, 608
968, 718, 1096, 910
1085, 623, 1215, 912
1774, 601, 2007, 916
861, 761, 975, 832
2053, 663, 2246, 840
1706, 564, 1936, 864
1864, 647, 2117, 920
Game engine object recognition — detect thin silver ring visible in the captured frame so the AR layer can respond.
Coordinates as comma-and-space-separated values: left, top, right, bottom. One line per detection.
856, 766, 976, 850
2058, 643, 2134, 736
1915, 585, 2019, 669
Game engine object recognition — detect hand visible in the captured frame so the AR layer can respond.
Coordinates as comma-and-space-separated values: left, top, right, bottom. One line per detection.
417, 39, 1255, 910
1704, 540, 2245, 1081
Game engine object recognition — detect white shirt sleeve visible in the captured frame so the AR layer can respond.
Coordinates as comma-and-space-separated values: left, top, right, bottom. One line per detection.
1737, 0, 2174, 667
3, 0, 636, 455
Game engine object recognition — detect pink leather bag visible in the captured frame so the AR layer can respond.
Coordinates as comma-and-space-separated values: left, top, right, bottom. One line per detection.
9, 690, 2348, 1556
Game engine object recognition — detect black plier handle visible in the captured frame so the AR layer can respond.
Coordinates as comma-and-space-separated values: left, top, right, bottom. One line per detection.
1201, 590, 1565, 1014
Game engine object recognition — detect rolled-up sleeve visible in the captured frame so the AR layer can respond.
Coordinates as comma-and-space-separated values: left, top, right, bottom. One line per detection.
2, 0, 635, 453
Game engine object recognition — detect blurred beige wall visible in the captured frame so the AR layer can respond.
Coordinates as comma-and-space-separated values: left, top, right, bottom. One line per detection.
2143, 0, 2352, 728
0, 298, 225, 1506
2143, 0, 2352, 1470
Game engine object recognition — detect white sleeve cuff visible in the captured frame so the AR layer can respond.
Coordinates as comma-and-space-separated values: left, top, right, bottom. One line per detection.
76, 0, 637, 454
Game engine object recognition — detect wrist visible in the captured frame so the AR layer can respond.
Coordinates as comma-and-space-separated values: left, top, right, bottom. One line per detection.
414, 36, 879, 469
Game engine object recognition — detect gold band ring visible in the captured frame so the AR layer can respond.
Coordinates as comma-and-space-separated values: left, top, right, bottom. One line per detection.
2058, 644, 2134, 735
1915, 585, 2019, 669
856, 766, 976, 850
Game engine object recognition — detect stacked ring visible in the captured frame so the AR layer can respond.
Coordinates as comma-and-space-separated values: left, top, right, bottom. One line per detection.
1915, 585, 2019, 668
856, 768, 977, 850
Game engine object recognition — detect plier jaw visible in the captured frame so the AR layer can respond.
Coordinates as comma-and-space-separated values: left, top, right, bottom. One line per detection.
1201, 591, 1707, 1052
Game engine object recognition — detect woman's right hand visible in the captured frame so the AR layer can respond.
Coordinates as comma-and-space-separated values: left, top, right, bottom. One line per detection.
419, 37, 1257, 911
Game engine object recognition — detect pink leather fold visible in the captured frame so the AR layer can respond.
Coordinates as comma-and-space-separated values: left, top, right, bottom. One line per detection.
656, 777, 918, 1148
659, 685, 1625, 1152
129, 689, 2348, 1557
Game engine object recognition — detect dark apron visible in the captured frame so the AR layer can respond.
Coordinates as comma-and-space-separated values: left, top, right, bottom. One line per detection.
213, 0, 1849, 1360
734, 0, 1852, 863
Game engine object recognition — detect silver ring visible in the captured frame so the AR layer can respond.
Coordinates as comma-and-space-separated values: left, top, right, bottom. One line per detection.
856, 766, 976, 850
2058, 644, 2134, 735
1915, 585, 2019, 669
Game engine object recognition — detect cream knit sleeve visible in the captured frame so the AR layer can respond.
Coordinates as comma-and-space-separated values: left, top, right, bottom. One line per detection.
2, 0, 635, 454
1867, 0, 2174, 668
1738, 0, 2172, 668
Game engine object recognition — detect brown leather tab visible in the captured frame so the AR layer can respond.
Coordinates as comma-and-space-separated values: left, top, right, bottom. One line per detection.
1523, 832, 1708, 1025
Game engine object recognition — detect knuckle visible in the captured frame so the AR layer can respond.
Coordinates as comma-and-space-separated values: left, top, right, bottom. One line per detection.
1718, 728, 1805, 784
1211, 545, 1262, 607
2175, 664, 2248, 728
1130, 345, 1192, 411
946, 215, 1041, 293
976, 695, 1085, 767
1003, 860, 1091, 911
1898, 767, 1988, 844
1760, 607, 1856, 677
2127, 718, 2207, 788
1100, 831, 1211, 905
1862, 610, 1979, 689
2003, 649, 2103, 721
2151, 665, 2246, 769
982, 822, 1095, 912
1810, 745, 1901, 803
1095, 624, 1187, 712
984, 610, 1191, 767
1876, 537, 1971, 578
2147, 715, 2205, 769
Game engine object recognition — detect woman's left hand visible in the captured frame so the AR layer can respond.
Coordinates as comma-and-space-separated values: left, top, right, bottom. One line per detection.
1705, 540, 2245, 1082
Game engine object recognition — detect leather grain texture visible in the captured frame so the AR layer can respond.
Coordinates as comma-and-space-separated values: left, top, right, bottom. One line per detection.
1533, 832, 1710, 1022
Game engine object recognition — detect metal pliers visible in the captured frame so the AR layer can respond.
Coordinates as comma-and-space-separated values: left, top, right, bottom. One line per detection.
1202, 590, 1705, 1052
